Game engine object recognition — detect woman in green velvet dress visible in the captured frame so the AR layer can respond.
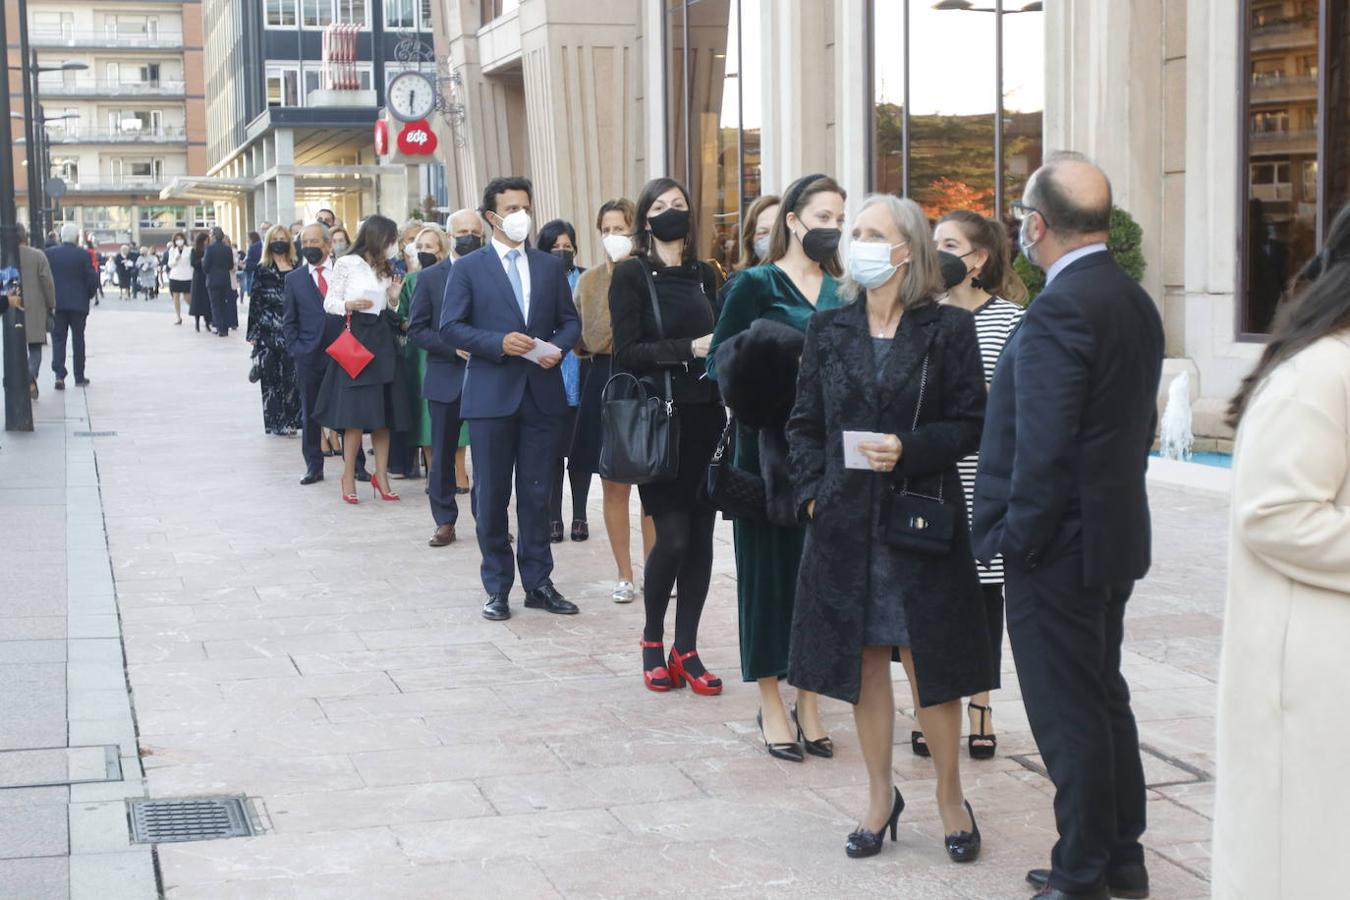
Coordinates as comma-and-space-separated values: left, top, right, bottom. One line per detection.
708, 174, 847, 760
396, 225, 452, 473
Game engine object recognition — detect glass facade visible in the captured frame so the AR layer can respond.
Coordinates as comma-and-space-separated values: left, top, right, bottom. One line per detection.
1240, 0, 1349, 335
664, 0, 761, 276
870, 1, 1044, 222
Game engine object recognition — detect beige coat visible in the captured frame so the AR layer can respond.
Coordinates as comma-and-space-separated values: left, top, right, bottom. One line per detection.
1213, 333, 1350, 898
18, 244, 56, 345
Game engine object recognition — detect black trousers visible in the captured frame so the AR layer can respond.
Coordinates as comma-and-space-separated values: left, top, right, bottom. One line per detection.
1005, 549, 1147, 894
468, 385, 561, 595
296, 353, 327, 471
50, 310, 88, 382
427, 398, 462, 527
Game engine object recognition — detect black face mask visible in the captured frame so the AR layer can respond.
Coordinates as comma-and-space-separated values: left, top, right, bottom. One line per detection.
937, 250, 970, 291
416, 251, 439, 270
454, 234, 483, 257
551, 248, 575, 271
269, 240, 292, 257
648, 208, 690, 243
300, 246, 325, 266
799, 227, 842, 263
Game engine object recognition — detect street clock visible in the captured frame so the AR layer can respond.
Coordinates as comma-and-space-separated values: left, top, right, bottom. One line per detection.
387, 71, 436, 122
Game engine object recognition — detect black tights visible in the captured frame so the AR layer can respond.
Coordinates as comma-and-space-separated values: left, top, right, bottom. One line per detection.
642, 506, 717, 674
548, 459, 591, 524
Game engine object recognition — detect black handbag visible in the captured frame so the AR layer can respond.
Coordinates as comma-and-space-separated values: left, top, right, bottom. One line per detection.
704, 416, 767, 520
597, 264, 680, 485
883, 354, 957, 555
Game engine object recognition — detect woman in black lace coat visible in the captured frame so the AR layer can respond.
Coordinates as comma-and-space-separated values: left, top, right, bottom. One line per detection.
786, 194, 992, 862
246, 225, 302, 435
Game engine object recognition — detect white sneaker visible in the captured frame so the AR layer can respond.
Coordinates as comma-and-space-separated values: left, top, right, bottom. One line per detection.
612, 580, 636, 603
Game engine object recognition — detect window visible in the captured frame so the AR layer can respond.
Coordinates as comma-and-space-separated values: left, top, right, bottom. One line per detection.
480, 0, 519, 26
665, 0, 760, 273
267, 66, 300, 106
140, 206, 186, 229
191, 206, 216, 228
1238, 0, 1348, 336
266, 0, 297, 27
870, 0, 1044, 220
337, 0, 367, 24
33, 12, 73, 40
385, 0, 415, 29
303, 0, 333, 27
51, 157, 79, 183
420, 0, 432, 30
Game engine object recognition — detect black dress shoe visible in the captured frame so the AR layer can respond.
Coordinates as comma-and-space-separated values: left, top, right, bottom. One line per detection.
549, 521, 564, 543
523, 582, 578, 615
944, 800, 981, 863
299, 469, 324, 485
1028, 864, 1147, 899
481, 593, 511, 621
355, 469, 372, 483
1031, 887, 1110, 900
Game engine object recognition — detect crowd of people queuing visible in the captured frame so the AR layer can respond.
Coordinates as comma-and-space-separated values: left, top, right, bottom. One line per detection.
13, 145, 1343, 898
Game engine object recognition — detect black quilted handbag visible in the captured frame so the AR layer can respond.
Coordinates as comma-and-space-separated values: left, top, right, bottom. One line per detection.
704, 416, 767, 520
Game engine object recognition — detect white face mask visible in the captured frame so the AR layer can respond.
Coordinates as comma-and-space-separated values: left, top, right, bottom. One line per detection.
602, 233, 633, 262
752, 235, 770, 260
497, 210, 531, 244
404, 241, 417, 257
385, 243, 401, 261
848, 240, 908, 289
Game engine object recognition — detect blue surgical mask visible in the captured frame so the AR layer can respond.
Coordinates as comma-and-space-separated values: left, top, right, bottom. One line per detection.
752, 235, 770, 260
1018, 216, 1041, 269
847, 240, 907, 289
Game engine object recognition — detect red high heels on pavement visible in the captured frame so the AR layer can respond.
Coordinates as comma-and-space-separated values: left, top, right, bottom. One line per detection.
640, 639, 674, 692
340, 482, 359, 504
667, 647, 722, 696
371, 473, 401, 501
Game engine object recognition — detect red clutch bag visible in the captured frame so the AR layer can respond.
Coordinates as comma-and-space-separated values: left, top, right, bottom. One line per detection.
326, 313, 374, 378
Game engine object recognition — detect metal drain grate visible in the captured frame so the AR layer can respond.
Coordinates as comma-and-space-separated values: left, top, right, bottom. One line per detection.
73, 431, 117, 437
128, 797, 253, 844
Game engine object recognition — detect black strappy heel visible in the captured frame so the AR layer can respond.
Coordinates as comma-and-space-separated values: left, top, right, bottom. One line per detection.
968, 702, 996, 760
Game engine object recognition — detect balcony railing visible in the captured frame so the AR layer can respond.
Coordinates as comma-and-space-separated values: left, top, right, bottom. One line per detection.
1250, 128, 1318, 143
44, 126, 187, 144
62, 177, 170, 193
40, 80, 187, 98
30, 29, 185, 49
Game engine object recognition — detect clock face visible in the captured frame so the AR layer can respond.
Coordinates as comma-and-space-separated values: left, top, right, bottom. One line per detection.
387, 72, 435, 122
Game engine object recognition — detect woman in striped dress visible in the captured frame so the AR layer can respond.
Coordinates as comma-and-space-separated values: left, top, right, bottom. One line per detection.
918, 209, 1025, 760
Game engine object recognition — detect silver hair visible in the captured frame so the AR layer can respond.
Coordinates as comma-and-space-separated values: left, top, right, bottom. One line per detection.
60, 223, 81, 244
837, 194, 942, 309
302, 221, 332, 243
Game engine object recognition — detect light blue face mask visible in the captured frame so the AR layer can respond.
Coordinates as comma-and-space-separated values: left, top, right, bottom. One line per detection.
848, 240, 907, 289
753, 235, 770, 260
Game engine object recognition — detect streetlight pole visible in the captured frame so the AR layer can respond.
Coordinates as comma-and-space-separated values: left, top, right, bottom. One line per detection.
18, 3, 42, 241
1, 3, 36, 431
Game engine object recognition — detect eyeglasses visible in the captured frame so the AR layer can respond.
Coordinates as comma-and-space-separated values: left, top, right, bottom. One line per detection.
1010, 201, 1045, 225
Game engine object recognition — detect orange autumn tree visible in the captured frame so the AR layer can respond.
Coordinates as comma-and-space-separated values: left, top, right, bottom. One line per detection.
919, 177, 996, 219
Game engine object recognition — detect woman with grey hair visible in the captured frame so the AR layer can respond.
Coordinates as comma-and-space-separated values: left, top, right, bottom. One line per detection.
785, 194, 992, 861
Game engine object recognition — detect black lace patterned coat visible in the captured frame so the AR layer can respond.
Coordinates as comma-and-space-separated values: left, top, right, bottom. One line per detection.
246, 264, 302, 434
785, 299, 994, 707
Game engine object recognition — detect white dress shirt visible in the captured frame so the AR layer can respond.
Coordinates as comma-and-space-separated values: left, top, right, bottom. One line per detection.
306, 258, 330, 292
491, 236, 531, 321
1044, 242, 1108, 288
322, 254, 392, 316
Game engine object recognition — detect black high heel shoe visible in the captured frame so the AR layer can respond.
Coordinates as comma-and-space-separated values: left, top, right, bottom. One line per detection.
791, 703, 834, 758
756, 710, 803, 763
911, 730, 931, 757
846, 786, 904, 858
944, 800, 981, 863
968, 702, 996, 760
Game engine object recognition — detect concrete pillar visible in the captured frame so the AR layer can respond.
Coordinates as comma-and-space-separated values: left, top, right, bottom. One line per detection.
834, 0, 869, 219
130, 205, 142, 244
274, 128, 296, 226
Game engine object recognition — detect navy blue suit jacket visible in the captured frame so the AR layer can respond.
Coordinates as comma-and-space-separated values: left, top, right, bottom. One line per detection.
408, 258, 465, 405
46, 243, 99, 312
203, 240, 235, 290
282, 264, 342, 359
972, 250, 1164, 586
439, 244, 580, 418
244, 241, 262, 277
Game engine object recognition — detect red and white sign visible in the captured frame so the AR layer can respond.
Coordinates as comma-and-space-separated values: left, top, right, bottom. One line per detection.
374, 119, 389, 156
396, 119, 438, 156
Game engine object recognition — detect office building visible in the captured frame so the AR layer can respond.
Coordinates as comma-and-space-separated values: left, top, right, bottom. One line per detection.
7, 0, 214, 249
172, 0, 443, 238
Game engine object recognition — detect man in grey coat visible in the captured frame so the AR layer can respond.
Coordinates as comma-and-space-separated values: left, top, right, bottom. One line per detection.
16, 225, 57, 399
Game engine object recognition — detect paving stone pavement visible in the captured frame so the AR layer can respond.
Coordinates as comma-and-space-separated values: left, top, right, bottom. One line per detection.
15, 299, 1226, 898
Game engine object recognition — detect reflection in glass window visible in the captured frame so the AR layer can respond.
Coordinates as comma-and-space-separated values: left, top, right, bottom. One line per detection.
1241, 0, 1320, 334
385, 0, 415, 29
267, 0, 297, 27
267, 67, 300, 107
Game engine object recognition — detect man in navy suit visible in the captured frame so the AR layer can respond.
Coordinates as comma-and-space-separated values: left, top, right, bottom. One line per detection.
46, 224, 100, 390
440, 176, 581, 621
973, 154, 1164, 900
408, 229, 467, 548
282, 222, 366, 485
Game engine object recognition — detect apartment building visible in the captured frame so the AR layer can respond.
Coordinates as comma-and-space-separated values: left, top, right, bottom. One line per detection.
11, 1, 214, 248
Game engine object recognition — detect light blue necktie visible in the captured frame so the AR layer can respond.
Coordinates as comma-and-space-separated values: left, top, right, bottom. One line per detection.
505, 249, 526, 320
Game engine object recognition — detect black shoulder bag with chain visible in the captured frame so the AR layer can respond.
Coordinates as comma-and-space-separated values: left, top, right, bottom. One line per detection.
882, 354, 957, 555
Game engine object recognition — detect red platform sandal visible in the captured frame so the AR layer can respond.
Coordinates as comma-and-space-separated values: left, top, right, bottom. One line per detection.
640, 639, 674, 692
667, 647, 722, 696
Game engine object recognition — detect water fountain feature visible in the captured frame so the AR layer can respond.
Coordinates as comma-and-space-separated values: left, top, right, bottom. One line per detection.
1159, 370, 1195, 461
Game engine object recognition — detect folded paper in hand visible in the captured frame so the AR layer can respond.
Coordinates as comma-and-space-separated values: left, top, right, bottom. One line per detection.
358, 287, 385, 308
843, 431, 889, 470
523, 338, 563, 366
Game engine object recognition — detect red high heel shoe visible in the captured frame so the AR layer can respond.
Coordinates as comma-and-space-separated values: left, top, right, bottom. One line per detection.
640, 639, 674, 692
667, 647, 722, 696
371, 473, 401, 501
340, 481, 359, 504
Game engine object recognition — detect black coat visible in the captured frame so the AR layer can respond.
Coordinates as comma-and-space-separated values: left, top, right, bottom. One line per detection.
203, 240, 235, 290
785, 300, 993, 706
188, 247, 211, 317
973, 250, 1164, 586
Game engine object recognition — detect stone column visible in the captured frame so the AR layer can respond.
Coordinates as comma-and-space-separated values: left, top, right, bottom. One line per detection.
759, 0, 833, 194
273, 128, 296, 227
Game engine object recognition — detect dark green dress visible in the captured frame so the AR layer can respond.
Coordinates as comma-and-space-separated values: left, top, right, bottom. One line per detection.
709, 264, 843, 681
396, 273, 433, 448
